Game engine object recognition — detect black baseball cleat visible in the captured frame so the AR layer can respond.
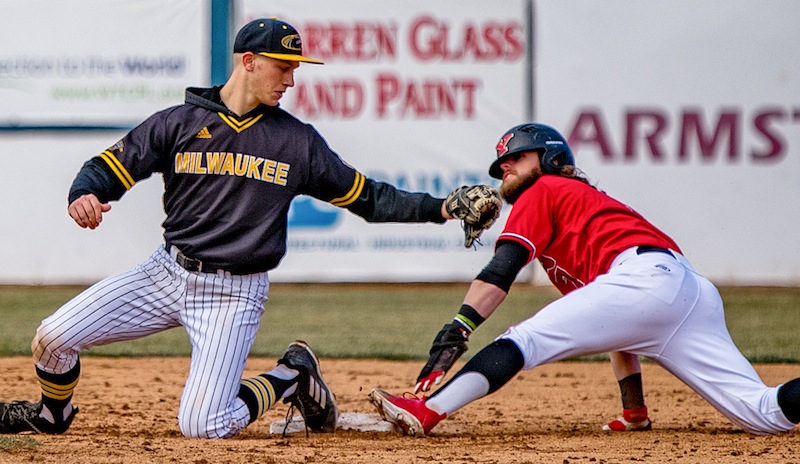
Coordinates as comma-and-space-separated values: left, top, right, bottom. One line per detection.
0, 401, 78, 434
278, 341, 338, 433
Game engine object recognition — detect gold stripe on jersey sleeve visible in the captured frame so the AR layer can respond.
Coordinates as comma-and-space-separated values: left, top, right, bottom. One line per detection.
99, 151, 135, 189
218, 112, 263, 133
330, 171, 365, 207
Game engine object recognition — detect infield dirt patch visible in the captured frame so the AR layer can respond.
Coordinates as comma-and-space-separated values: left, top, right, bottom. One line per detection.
0, 356, 798, 463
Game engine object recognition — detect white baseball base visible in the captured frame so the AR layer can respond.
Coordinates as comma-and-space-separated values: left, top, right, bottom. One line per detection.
270, 412, 400, 435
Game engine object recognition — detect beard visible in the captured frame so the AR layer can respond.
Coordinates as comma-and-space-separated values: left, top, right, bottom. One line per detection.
500, 169, 541, 204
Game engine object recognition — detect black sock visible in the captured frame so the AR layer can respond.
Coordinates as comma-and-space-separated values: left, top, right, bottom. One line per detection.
37, 359, 80, 423
619, 373, 646, 410
433, 338, 524, 398
777, 378, 800, 423
238, 374, 296, 424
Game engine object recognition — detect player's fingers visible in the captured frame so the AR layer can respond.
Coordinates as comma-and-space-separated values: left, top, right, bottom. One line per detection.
89, 200, 110, 228
416, 378, 431, 393
418, 371, 444, 393
68, 203, 90, 228
81, 209, 97, 229
69, 194, 108, 229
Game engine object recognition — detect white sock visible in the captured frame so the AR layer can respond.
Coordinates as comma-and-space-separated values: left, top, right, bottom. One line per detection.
425, 372, 490, 416
39, 404, 55, 423
267, 364, 299, 380
39, 403, 72, 423
265, 364, 300, 399
283, 384, 298, 398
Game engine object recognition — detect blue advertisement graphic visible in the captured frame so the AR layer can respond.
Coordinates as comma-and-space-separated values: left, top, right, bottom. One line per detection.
288, 198, 340, 228
287, 169, 495, 229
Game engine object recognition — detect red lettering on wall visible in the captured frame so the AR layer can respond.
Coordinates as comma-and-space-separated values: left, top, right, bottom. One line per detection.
301, 21, 398, 61
566, 106, 797, 164
375, 73, 480, 119
409, 16, 524, 63
568, 110, 617, 160
626, 110, 668, 161
291, 79, 364, 119
752, 108, 786, 163
679, 110, 739, 162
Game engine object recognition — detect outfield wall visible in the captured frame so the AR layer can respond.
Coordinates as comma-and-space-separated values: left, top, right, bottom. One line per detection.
0, 0, 797, 285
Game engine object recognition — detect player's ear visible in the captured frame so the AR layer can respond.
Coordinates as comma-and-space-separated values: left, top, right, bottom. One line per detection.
239, 52, 257, 72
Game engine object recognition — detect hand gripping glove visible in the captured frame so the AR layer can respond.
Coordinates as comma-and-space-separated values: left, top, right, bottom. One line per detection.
445, 185, 502, 248
414, 322, 470, 394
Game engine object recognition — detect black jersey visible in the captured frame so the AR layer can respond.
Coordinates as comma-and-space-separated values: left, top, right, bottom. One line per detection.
69, 86, 445, 273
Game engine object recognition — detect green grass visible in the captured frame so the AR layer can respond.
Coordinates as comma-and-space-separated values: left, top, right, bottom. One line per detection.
0, 284, 798, 362
0, 435, 39, 450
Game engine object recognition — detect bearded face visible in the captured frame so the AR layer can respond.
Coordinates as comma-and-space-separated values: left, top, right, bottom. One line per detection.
500, 171, 539, 204
499, 153, 543, 204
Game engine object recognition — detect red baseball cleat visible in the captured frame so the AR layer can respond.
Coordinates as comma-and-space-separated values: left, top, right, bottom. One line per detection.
602, 407, 652, 431
369, 389, 446, 436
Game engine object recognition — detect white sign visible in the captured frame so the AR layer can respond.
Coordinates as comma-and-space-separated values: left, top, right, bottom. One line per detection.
0, 0, 206, 284
533, 0, 800, 285
0, 0, 208, 126
238, 0, 531, 281
2, 0, 797, 286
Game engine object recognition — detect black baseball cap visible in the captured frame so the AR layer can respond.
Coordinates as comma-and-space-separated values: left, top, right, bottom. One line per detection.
233, 18, 323, 65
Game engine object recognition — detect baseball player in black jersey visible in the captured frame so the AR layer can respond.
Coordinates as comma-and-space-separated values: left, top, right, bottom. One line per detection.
0, 18, 501, 438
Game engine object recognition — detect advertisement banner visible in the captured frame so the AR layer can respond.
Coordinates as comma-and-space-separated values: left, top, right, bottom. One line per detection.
3, 0, 795, 286
238, 0, 532, 281
0, 0, 207, 284
533, 0, 800, 285
0, 0, 208, 127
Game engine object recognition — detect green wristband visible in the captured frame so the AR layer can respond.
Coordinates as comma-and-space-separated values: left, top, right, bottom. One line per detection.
454, 304, 486, 333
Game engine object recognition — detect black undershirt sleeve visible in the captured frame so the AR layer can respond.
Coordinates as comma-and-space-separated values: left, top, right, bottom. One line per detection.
345, 178, 446, 224
68, 157, 128, 205
475, 240, 531, 292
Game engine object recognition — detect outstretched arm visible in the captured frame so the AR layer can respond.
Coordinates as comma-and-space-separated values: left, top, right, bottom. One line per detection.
344, 178, 449, 223
344, 180, 501, 247
462, 279, 508, 320
415, 240, 530, 393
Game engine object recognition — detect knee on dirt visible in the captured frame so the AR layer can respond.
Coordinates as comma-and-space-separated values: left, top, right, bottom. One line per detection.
178, 410, 243, 439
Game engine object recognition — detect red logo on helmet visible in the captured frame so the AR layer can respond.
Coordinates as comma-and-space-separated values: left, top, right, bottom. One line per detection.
496, 133, 514, 157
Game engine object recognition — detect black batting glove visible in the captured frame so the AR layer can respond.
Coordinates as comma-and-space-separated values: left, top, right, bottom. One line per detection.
414, 322, 470, 394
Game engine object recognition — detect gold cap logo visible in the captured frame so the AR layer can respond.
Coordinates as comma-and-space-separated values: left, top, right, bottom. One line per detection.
280, 34, 302, 51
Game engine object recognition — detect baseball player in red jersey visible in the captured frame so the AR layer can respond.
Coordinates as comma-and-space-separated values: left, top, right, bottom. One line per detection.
370, 123, 800, 436
0, 18, 500, 438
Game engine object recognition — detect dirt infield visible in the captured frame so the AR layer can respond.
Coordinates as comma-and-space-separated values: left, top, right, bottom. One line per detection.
0, 356, 798, 464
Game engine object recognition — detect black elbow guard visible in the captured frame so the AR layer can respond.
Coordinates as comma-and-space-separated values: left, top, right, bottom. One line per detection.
475, 240, 530, 292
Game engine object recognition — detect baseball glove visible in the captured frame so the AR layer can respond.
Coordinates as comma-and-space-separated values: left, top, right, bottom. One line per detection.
445, 185, 502, 248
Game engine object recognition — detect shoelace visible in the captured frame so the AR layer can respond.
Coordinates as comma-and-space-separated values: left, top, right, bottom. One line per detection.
24, 418, 43, 434
3, 402, 43, 434
464, 222, 484, 250
283, 401, 310, 438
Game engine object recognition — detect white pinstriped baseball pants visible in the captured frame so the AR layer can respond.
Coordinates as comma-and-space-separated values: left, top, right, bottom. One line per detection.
32, 245, 270, 438
501, 247, 795, 435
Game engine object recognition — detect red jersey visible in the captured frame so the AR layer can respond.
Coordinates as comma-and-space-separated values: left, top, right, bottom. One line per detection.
499, 175, 681, 295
